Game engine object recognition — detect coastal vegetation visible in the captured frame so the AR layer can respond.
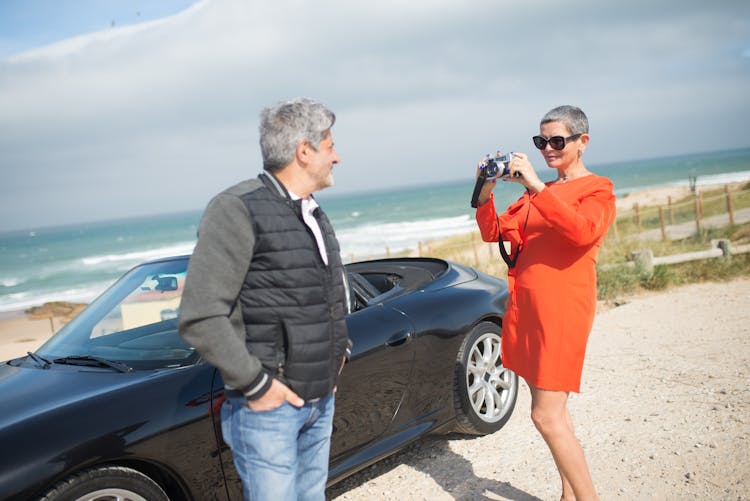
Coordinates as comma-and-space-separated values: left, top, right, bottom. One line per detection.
596, 223, 750, 300
597, 181, 750, 300
423, 182, 750, 303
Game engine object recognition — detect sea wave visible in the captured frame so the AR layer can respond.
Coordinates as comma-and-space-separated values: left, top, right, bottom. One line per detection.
614, 169, 750, 197
693, 170, 750, 187
0, 281, 114, 313
81, 241, 196, 266
0, 241, 197, 312
0, 247, 194, 299
4, 164, 749, 312
337, 214, 476, 260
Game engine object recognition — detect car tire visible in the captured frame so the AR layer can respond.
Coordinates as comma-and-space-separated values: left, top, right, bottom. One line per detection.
453, 321, 518, 435
38, 465, 168, 501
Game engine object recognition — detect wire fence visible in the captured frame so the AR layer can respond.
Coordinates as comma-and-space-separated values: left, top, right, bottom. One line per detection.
344, 183, 750, 273
610, 185, 750, 241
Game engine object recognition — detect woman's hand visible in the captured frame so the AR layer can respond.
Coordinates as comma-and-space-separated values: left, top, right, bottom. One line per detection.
475, 156, 498, 206
506, 153, 546, 194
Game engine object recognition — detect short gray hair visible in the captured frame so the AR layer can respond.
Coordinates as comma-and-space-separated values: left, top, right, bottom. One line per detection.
259, 98, 336, 172
540, 105, 589, 136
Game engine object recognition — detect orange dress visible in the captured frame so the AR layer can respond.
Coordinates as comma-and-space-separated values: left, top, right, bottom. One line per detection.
476, 175, 616, 392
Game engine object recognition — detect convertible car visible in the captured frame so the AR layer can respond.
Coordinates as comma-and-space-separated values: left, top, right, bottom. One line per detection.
0, 255, 517, 501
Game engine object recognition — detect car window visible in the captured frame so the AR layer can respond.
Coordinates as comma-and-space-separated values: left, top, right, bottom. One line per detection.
36, 258, 197, 370
91, 273, 183, 338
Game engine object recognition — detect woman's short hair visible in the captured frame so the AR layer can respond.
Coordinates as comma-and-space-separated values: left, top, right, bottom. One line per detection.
540, 105, 589, 136
259, 98, 336, 172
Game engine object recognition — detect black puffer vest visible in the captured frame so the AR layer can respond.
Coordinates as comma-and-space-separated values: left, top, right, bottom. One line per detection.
238, 173, 349, 400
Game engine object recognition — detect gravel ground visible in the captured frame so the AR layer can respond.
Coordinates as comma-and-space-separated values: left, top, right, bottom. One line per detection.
326, 278, 750, 500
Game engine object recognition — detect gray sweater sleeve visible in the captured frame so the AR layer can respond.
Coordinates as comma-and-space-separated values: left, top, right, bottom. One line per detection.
178, 192, 271, 399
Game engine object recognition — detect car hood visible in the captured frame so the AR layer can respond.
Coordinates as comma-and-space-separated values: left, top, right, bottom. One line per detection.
0, 361, 161, 429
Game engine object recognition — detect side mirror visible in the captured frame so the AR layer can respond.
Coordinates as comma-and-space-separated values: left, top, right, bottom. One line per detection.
155, 276, 178, 292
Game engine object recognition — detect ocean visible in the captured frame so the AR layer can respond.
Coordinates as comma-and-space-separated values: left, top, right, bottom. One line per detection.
1, 148, 749, 313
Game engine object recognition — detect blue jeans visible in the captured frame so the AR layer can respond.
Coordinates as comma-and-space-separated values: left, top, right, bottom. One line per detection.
221, 392, 335, 501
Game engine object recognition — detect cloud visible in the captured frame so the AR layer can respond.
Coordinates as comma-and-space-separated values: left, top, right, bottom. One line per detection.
1, 0, 749, 230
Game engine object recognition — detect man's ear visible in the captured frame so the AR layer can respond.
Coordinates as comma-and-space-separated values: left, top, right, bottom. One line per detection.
296, 140, 312, 166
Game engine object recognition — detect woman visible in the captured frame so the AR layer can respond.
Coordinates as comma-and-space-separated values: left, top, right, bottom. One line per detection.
474, 105, 615, 501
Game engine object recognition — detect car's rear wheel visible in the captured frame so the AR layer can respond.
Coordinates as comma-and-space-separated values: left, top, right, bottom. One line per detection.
454, 321, 518, 434
39, 465, 168, 501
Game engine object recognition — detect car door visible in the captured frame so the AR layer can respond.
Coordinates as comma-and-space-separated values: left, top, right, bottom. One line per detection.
329, 303, 415, 460
209, 369, 243, 500
211, 305, 415, 489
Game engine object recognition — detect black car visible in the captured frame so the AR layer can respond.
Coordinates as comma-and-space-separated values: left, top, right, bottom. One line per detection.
0, 256, 517, 501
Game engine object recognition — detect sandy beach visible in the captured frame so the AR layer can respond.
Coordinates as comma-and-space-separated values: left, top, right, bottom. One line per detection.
0, 310, 63, 361
5, 279, 747, 500
1, 181, 748, 499
614, 181, 748, 213
615, 185, 693, 212
326, 277, 750, 500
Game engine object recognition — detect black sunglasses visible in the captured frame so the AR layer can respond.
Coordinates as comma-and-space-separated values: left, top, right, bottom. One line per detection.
532, 134, 581, 150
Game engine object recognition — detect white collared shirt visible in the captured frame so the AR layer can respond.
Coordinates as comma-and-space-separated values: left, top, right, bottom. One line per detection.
289, 191, 328, 265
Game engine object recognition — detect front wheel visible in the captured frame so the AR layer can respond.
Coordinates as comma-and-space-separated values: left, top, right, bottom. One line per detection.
39, 466, 169, 501
453, 321, 518, 434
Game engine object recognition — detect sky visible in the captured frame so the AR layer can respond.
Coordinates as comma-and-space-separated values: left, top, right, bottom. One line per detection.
1, 0, 749, 232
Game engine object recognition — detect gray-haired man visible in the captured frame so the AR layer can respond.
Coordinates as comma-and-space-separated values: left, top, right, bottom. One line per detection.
179, 98, 351, 500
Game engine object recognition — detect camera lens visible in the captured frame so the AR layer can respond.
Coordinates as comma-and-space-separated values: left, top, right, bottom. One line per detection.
485, 160, 499, 178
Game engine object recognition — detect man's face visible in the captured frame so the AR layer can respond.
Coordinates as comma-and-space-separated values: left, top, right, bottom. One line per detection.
306, 130, 340, 192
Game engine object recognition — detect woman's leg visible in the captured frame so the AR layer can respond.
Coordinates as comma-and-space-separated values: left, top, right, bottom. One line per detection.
558, 407, 576, 500
528, 384, 598, 501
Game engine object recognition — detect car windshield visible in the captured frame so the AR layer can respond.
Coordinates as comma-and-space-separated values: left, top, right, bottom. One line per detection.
35, 257, 197, 370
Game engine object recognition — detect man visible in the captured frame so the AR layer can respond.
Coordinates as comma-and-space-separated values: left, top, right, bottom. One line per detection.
179, 98, 351, 501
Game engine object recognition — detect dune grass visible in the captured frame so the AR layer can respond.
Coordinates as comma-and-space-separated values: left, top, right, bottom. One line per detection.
422, 183, 750, 302
596, 224, 750, 301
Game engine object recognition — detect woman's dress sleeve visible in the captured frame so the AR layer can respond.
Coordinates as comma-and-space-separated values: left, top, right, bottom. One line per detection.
531, 178, 616, 246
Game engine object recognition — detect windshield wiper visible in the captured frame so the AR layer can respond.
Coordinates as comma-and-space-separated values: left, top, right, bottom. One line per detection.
27, 351, 52, 369
53, 355, 133, 373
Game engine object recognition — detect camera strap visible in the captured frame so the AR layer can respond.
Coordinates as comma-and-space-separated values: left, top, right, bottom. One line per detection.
498, 236, 520, 268
470, 176, 485, 208
497, 191, 531, 269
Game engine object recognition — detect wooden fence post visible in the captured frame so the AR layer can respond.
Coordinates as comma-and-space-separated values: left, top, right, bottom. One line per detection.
725, 185, 735, 226
629, 248, 654, 276
659, 207, 666, 240
714, 238, 731, 261
668, 196, 674, 224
